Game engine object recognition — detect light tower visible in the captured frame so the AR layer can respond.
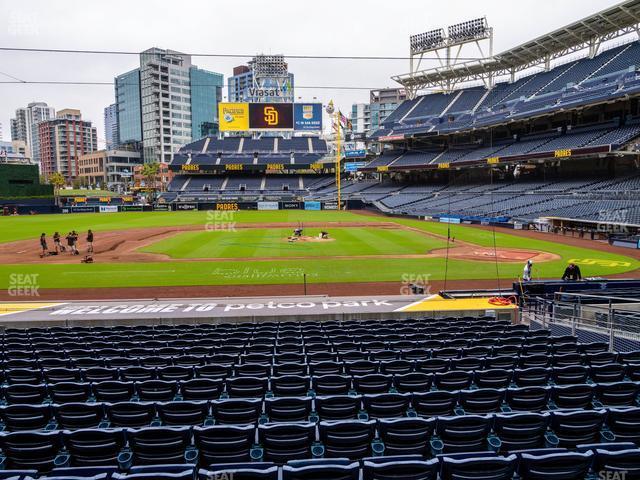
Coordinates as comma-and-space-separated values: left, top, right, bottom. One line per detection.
402, 17, 493, 97
249, 54, 293, 103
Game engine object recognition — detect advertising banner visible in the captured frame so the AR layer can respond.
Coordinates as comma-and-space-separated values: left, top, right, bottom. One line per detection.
257, 201, 279, 211
294, 103, 322, 131
248, 103, 294, 130
121, 206, 143, 212
323, 201, 343, 210
99, 205, 119, 213
219, 103, 250, 131
70, 206, 96, 213
344, 162, 367, 172
175, 203, 198, 211
281, 201, 301, 210
439, 217, 461, 224
344, 149, 367, 159
304, 201, 321, 211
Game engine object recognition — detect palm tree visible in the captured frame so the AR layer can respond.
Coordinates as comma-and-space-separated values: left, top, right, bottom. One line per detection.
48, 172, 66, 206
140, 162, 160, 202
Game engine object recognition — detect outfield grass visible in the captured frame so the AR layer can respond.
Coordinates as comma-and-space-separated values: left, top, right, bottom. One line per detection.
0, 210, 377, 244
0, 210, 638, 289
141, 227, 446, 259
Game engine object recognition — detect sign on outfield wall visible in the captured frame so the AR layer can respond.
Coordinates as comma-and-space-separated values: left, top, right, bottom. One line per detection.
304, 201, 321, 210
70, 206, 96, 213
439, 216, 461, 224
99, 205, 119, 213
323, 201, 345, 210
257, 201, 279, 211
174, 203, 198, 211
153, 204, 171, 211
281, 201, 302, 210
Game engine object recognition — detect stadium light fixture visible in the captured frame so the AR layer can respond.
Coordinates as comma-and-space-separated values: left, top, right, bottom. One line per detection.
410, 28, 445, 54
447, 18, 489, 44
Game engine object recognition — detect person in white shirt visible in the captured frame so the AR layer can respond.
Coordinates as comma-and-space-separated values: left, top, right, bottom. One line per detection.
523, 260, 533, 282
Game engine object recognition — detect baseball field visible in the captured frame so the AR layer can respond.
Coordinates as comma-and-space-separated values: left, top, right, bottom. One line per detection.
0, 209, 638, 298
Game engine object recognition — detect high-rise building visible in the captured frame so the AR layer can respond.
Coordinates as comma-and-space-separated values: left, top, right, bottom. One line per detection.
228, 54, 294, 103
350, 88, 407, 136
114, 48, 223, 163
115, 69, 142, 146
190, 67, 223, 141
10, 102, 55, 168
38, 109, 98, 181
104, 103, 118, 149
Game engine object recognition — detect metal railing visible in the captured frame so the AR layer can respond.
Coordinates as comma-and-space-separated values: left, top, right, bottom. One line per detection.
523, 292, 640, 352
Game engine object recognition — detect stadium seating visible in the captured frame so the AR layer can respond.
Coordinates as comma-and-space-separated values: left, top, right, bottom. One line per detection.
373, 40, 640, 138
0, 318, 637, 478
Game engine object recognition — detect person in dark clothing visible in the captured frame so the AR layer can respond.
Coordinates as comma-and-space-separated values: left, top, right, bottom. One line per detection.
562, 263, 582, 281
86, 229, 94, 253
53, 232, 61, 253
71, 231, 79, 254
66, 232, 76, 255
39, 233, 48, 257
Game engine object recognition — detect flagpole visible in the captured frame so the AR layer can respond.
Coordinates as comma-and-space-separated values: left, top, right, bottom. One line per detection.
335, 110, 341, 211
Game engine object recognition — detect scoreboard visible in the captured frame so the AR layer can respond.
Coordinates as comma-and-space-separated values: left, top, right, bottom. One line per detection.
219, 102, 320, 132
248, 103, 294, 130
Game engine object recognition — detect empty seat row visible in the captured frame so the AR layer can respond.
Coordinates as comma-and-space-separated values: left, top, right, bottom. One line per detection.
0, 333, 577, 359
1, 383, 638, 431
0, 411, 638, 472
4, 446, 640, 480
0, 349, 625, 381
1, 364, 638, 403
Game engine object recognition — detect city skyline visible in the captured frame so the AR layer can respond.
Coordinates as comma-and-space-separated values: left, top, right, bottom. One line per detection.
0, 0, 615, 148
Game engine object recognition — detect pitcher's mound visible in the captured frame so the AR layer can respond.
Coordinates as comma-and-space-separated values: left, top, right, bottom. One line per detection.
285, 235, 335, 243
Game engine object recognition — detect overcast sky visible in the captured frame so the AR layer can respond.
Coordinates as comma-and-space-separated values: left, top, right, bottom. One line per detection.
0, 0, 618, 146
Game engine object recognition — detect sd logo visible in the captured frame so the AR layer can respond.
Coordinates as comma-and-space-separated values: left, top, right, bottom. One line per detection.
264, 106, 279, 126
568, 258, 631, 267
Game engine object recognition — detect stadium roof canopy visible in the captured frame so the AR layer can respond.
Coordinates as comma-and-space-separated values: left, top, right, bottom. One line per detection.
393, 0, 640, 91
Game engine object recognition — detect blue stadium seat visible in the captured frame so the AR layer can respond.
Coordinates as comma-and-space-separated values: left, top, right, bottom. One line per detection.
440, 454, 517, 480
0, 430, 63, 471
61, 428, 126, 467
211, 398, 262, 425
283, 459, 359, 480
518, 450, 593, 480
412, 391, 457, 417
54, 403, 105, 430
200, 463, 278, 480
318, 420, 379, 459
550, 410, 610, 448
193, 424, 255, 465
377, 417, 435, 456
123, 427, 193, 467
255, 422, 317, 463
362, 457, 439, 480
458, 389, 506, 414
431, 415, 496, 455
156, 401, 211, 426
493, 412, 553, 451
